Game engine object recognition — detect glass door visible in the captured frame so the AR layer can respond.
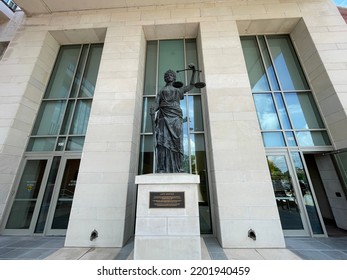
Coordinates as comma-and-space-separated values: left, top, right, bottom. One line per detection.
267, 153, 310, 236
4, 158, 51, 234
45, 157, 80, 235
4, 156, 80, 235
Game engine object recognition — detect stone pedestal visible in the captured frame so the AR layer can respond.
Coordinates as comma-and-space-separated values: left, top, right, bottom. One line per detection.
134, 173, 201, 260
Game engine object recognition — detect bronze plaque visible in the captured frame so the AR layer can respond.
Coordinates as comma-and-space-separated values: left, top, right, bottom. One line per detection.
149, 192, 185, 208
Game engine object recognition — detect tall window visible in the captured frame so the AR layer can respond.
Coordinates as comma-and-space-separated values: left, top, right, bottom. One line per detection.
138, 39, 212, 234
241, 35, 331, 148
27, 44, 103, 152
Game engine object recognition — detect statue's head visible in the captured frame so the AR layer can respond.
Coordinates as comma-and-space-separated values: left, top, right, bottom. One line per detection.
164, 69, 176, 83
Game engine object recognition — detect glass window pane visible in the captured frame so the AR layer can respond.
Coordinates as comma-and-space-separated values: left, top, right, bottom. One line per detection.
253, 94, 281, 130
241, 36, 270, 92
27, 137, 56, 151
185, 39, 200, 94
258, 36, 279, 91
32, 101, 66, 135
199, 204, 212, 234
51, 159, 80, 229
35, 156, 61, 233
274, 93, 291, 129
6, 160, 47, 229
188, 95, 204, 132
190, 133, 211, 233
267, 155, 304, 230
138, 135, 154, 174
285, 92, 324, 129
181, 97, 189, 173
185, 39, 198, 68
60, 100, 75, 135
57, 159, 80, 199
262, 132, 285, 147
296, 131, 331, 147
182, 133, 189, 173
66, 137, 85, 151
285, 131, 297, 146
267, 35, 309, 91
141, 97, 155, 133
335, 152, 347, 195
56, 137, 66, 151
190, 134, 207, 175
70, 45, 89, 98
5, 201, 36, 229
291, 152, 323, 234
44, 46, 81, 99
79, 44, 103, 97
51, 201, 72, 229
158, 40, 185, 89
12, 160, 47, 199
144, 41, 158, 95
69, 100, 92, 135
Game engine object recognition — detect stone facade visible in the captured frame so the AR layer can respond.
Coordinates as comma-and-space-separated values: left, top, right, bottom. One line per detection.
1, 0, 347, 249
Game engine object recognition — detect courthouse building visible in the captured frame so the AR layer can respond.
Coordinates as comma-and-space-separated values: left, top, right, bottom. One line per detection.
1, 0, 347, 250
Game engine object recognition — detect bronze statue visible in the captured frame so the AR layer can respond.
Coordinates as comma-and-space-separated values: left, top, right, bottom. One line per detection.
150, 64, 198, 173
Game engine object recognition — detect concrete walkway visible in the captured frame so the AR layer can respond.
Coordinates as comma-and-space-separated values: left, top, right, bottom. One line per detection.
1, 235, 347, 260
0, 235, 65, 260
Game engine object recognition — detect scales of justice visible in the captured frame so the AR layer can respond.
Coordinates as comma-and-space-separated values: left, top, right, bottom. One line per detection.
172, 65, 206, 89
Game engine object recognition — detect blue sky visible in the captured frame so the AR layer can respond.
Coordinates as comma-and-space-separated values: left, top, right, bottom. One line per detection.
333, 0, 347, 7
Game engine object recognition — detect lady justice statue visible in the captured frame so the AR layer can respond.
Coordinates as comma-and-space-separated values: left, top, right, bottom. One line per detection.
150, 63, 202, 173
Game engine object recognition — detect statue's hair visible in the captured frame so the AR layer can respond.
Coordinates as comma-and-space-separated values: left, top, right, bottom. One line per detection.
164, 69, 176, 81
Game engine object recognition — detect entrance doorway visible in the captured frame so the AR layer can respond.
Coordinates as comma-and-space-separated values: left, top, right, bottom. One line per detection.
3, 155, 80, 235
267, 151, 325, 236
304, 153, 347, 237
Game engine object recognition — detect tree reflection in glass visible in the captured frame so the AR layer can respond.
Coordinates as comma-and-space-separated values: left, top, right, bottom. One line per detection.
267, 155, 304, 230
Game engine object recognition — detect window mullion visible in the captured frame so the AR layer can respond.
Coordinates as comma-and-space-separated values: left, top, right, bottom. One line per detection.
263, 36, 284, 92
52, 45, 84, 151
155, 41, 159, 96
73, 44, 91, 99
183, 39, 192, 174
152, 40, 160, 173
255, 36, 273, 92
280, 92, 301, 145
271, 92, 292, 146
65, 45, 92, 142
64, 45, 85, 98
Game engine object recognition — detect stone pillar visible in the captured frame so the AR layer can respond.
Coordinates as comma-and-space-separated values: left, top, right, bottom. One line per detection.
199, 20, 285, 248
65, 25, 145, 247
